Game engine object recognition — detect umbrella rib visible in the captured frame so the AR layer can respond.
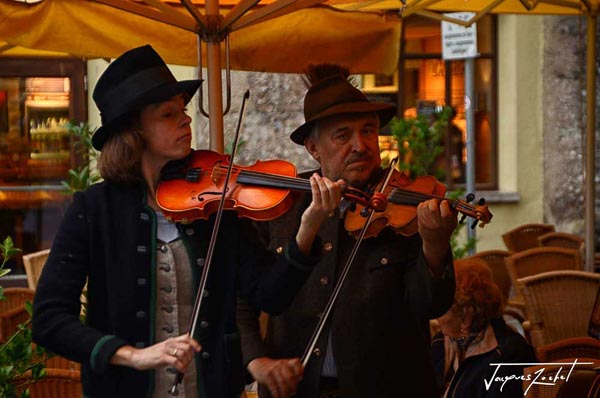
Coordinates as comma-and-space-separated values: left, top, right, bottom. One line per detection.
222, 0, 262, 29
539, 0, 584, 11
337, 0, 386, 11
403, 0, 444, 17
179, 0, 208, 28
94, 0, 198, 31
231, 0, 327, 31
412, 9, 471, 25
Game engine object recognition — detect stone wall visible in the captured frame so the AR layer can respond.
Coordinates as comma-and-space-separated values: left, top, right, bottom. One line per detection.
192, 70, 319, 172
543, 16, 600, 246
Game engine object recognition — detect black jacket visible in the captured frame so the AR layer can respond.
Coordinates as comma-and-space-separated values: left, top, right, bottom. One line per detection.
238, 174, 455, 398
32, 180, 319, 398
432, 317, 538, 398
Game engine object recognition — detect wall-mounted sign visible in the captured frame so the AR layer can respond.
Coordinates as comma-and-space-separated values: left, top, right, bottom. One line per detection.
442, 12, 478, 60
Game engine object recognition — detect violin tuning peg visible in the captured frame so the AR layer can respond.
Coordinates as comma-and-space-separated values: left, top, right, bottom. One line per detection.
470, 219, 479, 229
478, 197, 486, 205
466, 193, 475, 203
360, 207, 371, 218
459, 214, 468, 225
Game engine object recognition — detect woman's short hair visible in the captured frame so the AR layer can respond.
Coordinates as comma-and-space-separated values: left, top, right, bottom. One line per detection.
451, 258, 504, 332
97, 112, 144, 183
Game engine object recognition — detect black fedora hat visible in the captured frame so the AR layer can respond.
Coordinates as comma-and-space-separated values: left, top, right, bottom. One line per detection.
92, 45, 202, 150
289, 74, 396, 145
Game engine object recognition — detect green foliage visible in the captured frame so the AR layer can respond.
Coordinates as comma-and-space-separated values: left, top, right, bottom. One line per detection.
389, 106, 452, 181
388, 108, 477, 258
0, 304, 50, 398
446, 190, 478, 259
61, 121, 101, 194
0, 236, 21, 285
0, 237, 50, 397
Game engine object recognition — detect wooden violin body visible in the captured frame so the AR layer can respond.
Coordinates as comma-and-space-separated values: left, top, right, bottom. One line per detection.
157, 150, 297, 223
345, 168, 493, 239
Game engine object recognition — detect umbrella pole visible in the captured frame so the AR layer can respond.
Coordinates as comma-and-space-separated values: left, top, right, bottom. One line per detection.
585, 13, 597, 272
206, 0, 225, 153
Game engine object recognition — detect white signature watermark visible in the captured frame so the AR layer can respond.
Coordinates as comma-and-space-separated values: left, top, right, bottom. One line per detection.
485, 359, 594, 396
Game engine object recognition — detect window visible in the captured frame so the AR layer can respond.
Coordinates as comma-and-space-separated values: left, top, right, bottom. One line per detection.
364, 15, 497, 190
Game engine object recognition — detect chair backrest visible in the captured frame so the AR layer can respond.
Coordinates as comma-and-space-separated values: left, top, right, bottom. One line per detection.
538, 232, 585, 251
537, 336, 600, 362
22, 248, 50, 290
0, 287, 35, 314
519, 270, 600, 348
0, 304, 30, 342
468, 250, 513, 303
16, 368, 82, 398
502, 223, 556, 252
506, 247, 582, 308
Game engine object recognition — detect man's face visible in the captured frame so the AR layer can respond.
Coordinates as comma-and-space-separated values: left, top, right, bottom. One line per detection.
305, 113, 381, 188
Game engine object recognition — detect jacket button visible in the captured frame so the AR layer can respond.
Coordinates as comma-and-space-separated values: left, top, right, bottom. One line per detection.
137, 277, 147, 286
313, 348, 322, 357
161, 286, 173, 293
136, 311, 146, 319
197, 258, 205, 267
135, 341, 145, 348
380, 257, 389, 265
323, 242, 333, 252
159, 264, 171, 272
201, 351, 210, 359
140, 213, 150, 221
137, 245, 147, 253
159, 244, 168, 253
200, 321, 209, 328
162, 324, 174, 334
202, 290, 210, 298
185, 228, 194, 236
162, 306, 173, 313
276, 246, 284, 254
320, 276, 330, 286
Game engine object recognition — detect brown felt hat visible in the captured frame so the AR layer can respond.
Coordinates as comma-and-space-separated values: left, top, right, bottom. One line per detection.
289, 74, 396, 145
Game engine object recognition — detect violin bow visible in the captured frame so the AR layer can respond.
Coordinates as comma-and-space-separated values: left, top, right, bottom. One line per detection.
169, 90, 250, 395
300, 158, 398, 367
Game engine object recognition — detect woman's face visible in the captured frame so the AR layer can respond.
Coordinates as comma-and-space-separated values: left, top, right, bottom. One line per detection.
139, 94, 192, 165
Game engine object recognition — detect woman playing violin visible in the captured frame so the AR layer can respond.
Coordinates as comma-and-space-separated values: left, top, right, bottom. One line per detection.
237, 64, 458, 398
32, 45, 343, 398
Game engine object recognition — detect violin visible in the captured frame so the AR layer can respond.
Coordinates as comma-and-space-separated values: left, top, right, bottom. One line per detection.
344, 168, 493, 239
156, 150, 386, 223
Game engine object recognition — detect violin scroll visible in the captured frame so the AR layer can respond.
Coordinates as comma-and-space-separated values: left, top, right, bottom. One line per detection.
456, 193, 493, 229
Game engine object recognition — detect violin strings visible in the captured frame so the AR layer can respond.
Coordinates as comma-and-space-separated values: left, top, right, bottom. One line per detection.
389, 189, 476, 214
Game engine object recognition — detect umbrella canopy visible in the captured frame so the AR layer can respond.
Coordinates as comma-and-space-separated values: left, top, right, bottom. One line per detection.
0, 0, 402, 153
0, 0, 400, 74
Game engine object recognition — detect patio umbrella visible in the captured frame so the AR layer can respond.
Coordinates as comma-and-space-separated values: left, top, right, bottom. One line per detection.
0, 0, 401, 151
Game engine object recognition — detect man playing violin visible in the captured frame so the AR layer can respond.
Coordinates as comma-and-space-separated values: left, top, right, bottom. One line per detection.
237, 64, 458, 398
32, 46, 344, 398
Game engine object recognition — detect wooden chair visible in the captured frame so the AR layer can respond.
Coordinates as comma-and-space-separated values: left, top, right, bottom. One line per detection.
22, 248, 50, 290
502, 223, 556, 252
519, 270, 600, 349
537, 336, 600, 362
15, 368, 82, 398
538, 232, 585, 251
505, 247, 582, 309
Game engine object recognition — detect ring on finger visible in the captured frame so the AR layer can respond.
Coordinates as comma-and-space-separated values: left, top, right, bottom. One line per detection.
171, 348, 178, 357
